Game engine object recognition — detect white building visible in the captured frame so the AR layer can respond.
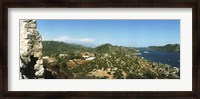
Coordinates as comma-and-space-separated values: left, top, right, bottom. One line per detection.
85, 57, 96, 61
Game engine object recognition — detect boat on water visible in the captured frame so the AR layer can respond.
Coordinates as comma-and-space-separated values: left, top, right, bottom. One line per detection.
143, 51, 149, 54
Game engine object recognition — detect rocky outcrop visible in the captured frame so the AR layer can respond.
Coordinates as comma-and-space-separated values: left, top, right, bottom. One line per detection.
20, 20, 44, 79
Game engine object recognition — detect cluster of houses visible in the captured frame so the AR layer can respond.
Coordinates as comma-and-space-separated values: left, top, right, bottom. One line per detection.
80, 52, 96, 61
43, 52, 96, 68
67, 52, 96, 68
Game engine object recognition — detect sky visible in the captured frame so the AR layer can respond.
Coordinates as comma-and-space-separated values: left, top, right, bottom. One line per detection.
37, 20, 180, 47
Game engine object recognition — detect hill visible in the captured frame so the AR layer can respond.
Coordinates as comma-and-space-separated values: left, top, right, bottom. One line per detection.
42, 41, 94, 56
95, 43, 137, 55
149, 44, 180, 52
42, 41, 180, 79
72, 45, 180, 79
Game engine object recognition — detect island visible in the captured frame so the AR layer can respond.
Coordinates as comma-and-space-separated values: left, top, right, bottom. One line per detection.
149, 44, 180, 52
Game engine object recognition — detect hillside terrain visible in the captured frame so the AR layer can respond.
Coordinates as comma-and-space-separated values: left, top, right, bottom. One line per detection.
42, 41, 94, 57
43, 41, 180, 79
149, 44, 180, 52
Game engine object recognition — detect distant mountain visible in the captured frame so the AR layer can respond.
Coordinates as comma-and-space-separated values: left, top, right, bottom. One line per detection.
43, 41, 136, 57
95, 43, 137, 55
149, 44, 180, 52
42, 41, 94, 56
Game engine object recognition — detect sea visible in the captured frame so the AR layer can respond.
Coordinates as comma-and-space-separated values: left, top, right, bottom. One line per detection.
137, 49, 180, 68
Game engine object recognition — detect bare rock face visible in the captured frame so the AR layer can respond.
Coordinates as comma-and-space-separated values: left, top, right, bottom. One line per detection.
20, 20, 44, 79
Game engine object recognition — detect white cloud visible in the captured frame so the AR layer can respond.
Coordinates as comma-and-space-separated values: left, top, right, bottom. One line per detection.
54, 36, 70, 42
41, 32, 51, 41
53, 36, 95, 44
80, 38, 94, 42
41, 35, 49, 41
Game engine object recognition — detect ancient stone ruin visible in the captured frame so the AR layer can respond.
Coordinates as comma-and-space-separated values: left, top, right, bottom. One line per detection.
20, 20, 44, 79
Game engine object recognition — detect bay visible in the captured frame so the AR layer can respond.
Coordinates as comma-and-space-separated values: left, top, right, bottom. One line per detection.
137, 49, 180, 67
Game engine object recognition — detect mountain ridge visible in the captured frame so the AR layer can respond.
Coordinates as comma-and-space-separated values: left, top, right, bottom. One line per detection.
42, 41, 180, 79
149, 44, 180, 52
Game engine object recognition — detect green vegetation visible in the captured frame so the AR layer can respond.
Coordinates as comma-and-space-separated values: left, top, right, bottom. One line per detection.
149, 44, 180, 52
95, 43, 137, 55
43, 41, 180, 79
42, 41, 94, 57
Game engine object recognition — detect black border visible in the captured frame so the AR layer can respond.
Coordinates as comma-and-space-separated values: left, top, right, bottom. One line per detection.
0, 0, 199, 99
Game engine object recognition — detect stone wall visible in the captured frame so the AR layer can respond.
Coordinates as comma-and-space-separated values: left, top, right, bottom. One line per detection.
20, 20, 44, 79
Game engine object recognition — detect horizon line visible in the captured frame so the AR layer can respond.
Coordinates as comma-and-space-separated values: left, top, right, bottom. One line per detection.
43, 40, 180, 48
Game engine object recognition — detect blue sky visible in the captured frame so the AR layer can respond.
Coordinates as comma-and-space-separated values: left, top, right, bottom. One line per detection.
37, 20, 180, 47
